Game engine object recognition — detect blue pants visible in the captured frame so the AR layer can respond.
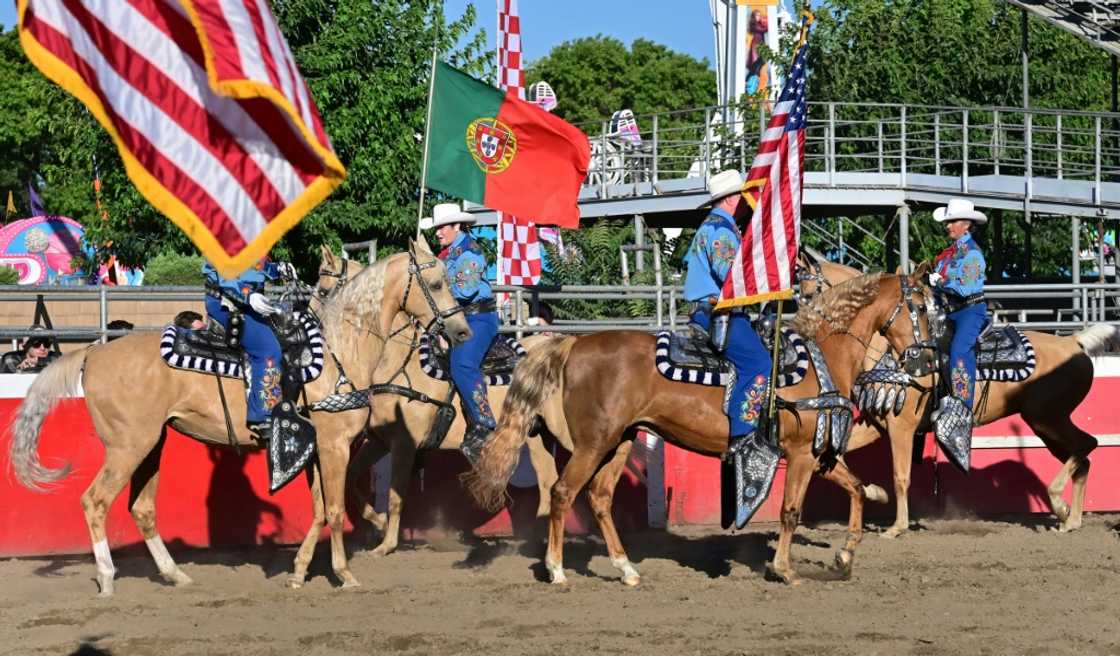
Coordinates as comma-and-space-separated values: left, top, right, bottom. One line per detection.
691, 311, 772, 437
206, 296, 283, 424
450, 311, 499, 430
946, 303, 987, 410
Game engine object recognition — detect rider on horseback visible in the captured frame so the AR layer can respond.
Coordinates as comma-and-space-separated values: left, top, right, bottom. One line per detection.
928, 198, 988, 434
422, 203, 499, 464
202, 256, 296, 441
683, 170, 772, 457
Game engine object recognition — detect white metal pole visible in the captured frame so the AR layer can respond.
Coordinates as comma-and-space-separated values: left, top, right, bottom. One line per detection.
416, 40, 439, 238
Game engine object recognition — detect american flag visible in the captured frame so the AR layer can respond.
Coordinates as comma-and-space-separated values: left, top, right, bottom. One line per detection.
496, 0, 542, 287
717, 20, 811, 310
18, 0, 345, 278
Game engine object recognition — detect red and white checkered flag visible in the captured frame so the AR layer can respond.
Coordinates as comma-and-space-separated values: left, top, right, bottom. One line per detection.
496, 0, 541, 286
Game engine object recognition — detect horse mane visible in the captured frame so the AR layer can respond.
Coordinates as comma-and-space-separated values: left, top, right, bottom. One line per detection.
319, 252, 396, 345
792, 272, 884, 339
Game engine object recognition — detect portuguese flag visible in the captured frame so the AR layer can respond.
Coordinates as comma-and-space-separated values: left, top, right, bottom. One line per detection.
424, 62, 590, 228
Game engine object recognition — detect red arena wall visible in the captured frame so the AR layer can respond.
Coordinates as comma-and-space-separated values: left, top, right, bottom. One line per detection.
2, 357, 1119, 557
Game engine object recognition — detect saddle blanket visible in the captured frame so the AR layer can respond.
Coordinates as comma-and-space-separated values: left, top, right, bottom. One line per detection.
974, 324, 1036, 382
418, 332, 527, 386
159, 313, 325, 383
654, 326, 809, 388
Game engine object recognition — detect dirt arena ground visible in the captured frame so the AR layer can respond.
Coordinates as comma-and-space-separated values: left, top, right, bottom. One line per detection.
3, 515, 1120, 656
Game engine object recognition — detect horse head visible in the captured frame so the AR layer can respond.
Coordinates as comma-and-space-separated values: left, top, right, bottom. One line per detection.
314, 245, 363, 304
402, 237, 472, 347
877, 272, 937, 375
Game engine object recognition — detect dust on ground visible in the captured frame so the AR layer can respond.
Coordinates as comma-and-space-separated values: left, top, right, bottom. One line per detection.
3, 515, 1120, 656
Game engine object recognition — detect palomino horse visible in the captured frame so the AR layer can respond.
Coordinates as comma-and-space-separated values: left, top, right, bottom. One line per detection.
467, 273, 933, 585
7, 239, 470, 596
313, 248, 559, 557
801, 255, 1119, 536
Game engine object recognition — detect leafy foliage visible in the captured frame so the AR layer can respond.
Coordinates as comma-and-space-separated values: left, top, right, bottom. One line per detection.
0, 1, 489, 274
142, 252, 205, 286
795, 0, 1116, 279
526, 37, 716, 127
541, 221, 664, 320
0, 266, 19, 285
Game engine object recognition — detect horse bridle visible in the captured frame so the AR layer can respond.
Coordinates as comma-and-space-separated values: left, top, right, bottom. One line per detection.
316, 257, 351, 301
404, 249, 465, 337
794, 252, 828, 305
315, 250, 463, 337
876, 274, 938, 376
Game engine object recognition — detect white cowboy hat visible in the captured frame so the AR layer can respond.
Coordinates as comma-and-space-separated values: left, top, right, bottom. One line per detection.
419, 203, 475, 230
933, 198, 987, 225
698, 169, 745, 208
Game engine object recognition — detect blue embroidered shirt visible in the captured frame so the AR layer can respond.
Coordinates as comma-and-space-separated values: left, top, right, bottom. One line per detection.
683, 208, 740, 302
440, 232, 492, 305
202, 258, 279, 303
935, 234, 986, 297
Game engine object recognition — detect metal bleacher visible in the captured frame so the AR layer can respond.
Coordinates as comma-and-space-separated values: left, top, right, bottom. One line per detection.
1005, 0, 1120, 56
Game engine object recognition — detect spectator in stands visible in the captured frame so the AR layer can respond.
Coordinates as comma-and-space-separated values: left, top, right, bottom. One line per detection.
0, 325, 58, 374
174, 310, 205, 330
106, 319, 134, 341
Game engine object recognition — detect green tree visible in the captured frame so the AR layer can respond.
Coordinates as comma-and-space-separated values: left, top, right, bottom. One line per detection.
526, 36, 716, 127
796, 0, 1114, 279
271, 0, 490, 271
0, 1, 489, 273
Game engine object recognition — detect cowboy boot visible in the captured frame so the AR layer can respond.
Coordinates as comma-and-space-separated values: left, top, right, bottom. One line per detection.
460, 420, 493, 466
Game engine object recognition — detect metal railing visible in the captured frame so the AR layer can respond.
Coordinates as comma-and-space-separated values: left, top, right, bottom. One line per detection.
1, 279, 1117, 347
579, 101, 1120, 208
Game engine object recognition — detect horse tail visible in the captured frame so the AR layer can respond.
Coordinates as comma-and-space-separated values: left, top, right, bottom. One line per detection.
465, 336, 577, 512
8, 348, 88, 491
1074, 324, 1120, 356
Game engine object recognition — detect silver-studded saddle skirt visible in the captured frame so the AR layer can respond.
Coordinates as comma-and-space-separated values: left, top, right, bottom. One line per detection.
419, 332, 527, 386
159, 313, 325, 383
942, 324, 1036, 382
655, 324, 809, 388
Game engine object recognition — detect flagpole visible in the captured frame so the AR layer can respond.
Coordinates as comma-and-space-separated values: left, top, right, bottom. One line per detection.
416, 39, 440, 239
765, 299, 783, 441
764, 10, 811, 437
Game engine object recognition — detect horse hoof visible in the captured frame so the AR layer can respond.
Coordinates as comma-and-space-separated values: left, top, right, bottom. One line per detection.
372, 544, 395, 558
1052, 501, 1071, 523
834, 549, 853, 578
95, 576, 115, 597
863, 484, 889, 504
163, 570, 194, 587
338, 572, 361, 589
621, 574, 641, 587
766, 564, 801, 586
880, 526, 906, 540
285, 577, 305, 589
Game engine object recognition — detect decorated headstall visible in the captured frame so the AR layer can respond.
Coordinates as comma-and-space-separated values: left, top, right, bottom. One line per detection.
405, 249, 465, 337
852, 274, 936, 416
316, 256, 351, 301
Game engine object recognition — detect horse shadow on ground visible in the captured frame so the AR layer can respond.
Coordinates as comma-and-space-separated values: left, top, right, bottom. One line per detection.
69, 638, 112, 656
